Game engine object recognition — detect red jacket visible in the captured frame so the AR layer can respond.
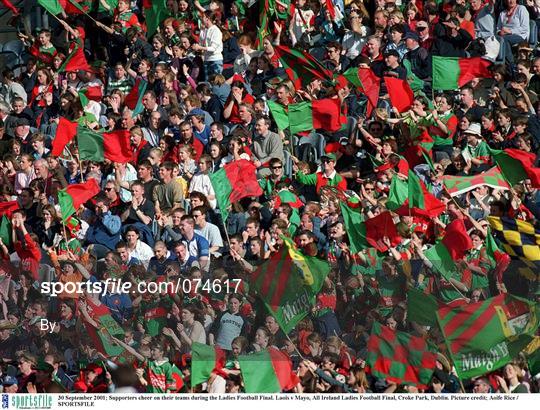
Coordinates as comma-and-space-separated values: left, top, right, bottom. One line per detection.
14, 233, 41, 280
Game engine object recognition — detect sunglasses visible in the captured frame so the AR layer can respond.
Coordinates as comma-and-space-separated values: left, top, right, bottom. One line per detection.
104, 188, 114, 192
272, 166, 282, 170
321, 159, 333, 163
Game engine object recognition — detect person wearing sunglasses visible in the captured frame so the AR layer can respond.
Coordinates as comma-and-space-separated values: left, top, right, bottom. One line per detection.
295, 153, 347, 194
259, 157, 291, 199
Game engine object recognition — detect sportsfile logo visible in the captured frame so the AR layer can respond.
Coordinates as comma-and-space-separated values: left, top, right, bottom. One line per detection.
7, 395, 53, 409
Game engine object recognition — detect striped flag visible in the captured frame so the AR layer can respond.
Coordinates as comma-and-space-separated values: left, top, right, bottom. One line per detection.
436, 294, 539, 379
366, 322, 437, 387
250, 238, 330, 334
274, 45, 334, 89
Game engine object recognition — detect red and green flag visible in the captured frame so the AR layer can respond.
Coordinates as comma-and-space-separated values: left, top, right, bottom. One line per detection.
191, 342, 226, 386
386, 170, 445, 218
51, 117, 78, 156
342, 67, 380, 115
436, 294, 540, 379
83, 298, 125, 357
251, 237, 330, 334
124, 78, 147, 116
442, 166, 510, 196
424, 219, 473, 280
340, 203, 400, 254
209, 159, 263, 221
57, 179, 101, 222
366, 322, 437, 387
491, 148, 540, 187
407, 288, 446, 327
238, 348, 299, 393
78, 85, 103, 108
77, 128, 132, 163
384, 76, 414, 113
38, 0, 64, 15
62, 0, 88, 14
433, 56, 493, 90
268, 98, 345, 134
274, 45, 334, 89
59, 45, 92, 72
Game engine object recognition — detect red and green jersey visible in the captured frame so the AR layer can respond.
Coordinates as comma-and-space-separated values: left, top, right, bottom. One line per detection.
427, 111, 458, 147
139, 298, 171, 337
466, 247, 492, 291
466, 140, 491, 165
145, 359, 176, 393
296, 171, 347, 194
114, 10, 140, 32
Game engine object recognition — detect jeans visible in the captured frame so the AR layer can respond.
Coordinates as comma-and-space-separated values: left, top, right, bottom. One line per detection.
205, 60, 223, 81
497, 34, 527, 64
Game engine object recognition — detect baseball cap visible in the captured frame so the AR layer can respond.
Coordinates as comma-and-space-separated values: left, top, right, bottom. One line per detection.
321, 153, 337, 162
403, 31, 420, 41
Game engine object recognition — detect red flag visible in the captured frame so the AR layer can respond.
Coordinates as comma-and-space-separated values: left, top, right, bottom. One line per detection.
440, 219, 473, 260
365, 211, 401, 252
311, 98, 344, 132
52, 117, 78, 156
359, 68, 381, 116
0, 201, 19, 217
59, 46, 92, 72
64, 179, 101, 210
385, 76, 414, 113
103, 130, 132, 164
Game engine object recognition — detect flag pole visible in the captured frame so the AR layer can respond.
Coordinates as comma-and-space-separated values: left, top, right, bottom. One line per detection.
67, 0, 101, 25
285, 332, 306, 361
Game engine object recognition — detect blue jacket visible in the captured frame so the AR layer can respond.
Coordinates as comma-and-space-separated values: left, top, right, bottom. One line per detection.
85, 212, 122, 250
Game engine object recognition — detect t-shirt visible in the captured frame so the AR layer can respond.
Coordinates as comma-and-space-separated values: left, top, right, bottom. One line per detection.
181, 233, 210, 261
212, 311, 246, 350
145, 359, 175, 393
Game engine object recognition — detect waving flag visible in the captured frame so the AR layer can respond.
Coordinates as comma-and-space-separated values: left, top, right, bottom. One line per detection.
436, 294, 539, 379
209, 159, 263, 221
251, 238, 330, 334
367, 322, 437, 387
443, 166, 510, 196
433, 56, 493, 90
274, 45, 334, 89
238, 348, 299, 393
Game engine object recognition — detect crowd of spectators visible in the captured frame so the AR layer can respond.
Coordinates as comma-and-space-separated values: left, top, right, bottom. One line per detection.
0, 0, 538, 395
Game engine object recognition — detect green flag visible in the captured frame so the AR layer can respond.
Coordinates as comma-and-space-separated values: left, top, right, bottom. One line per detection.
339, 202, 366, 254
250, 237, 330, 334
407, 288, 443, 327
436, 294, 540, 379
145, 0, 170, 37
38, 0, 64, 15
0, 216, 11, 248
